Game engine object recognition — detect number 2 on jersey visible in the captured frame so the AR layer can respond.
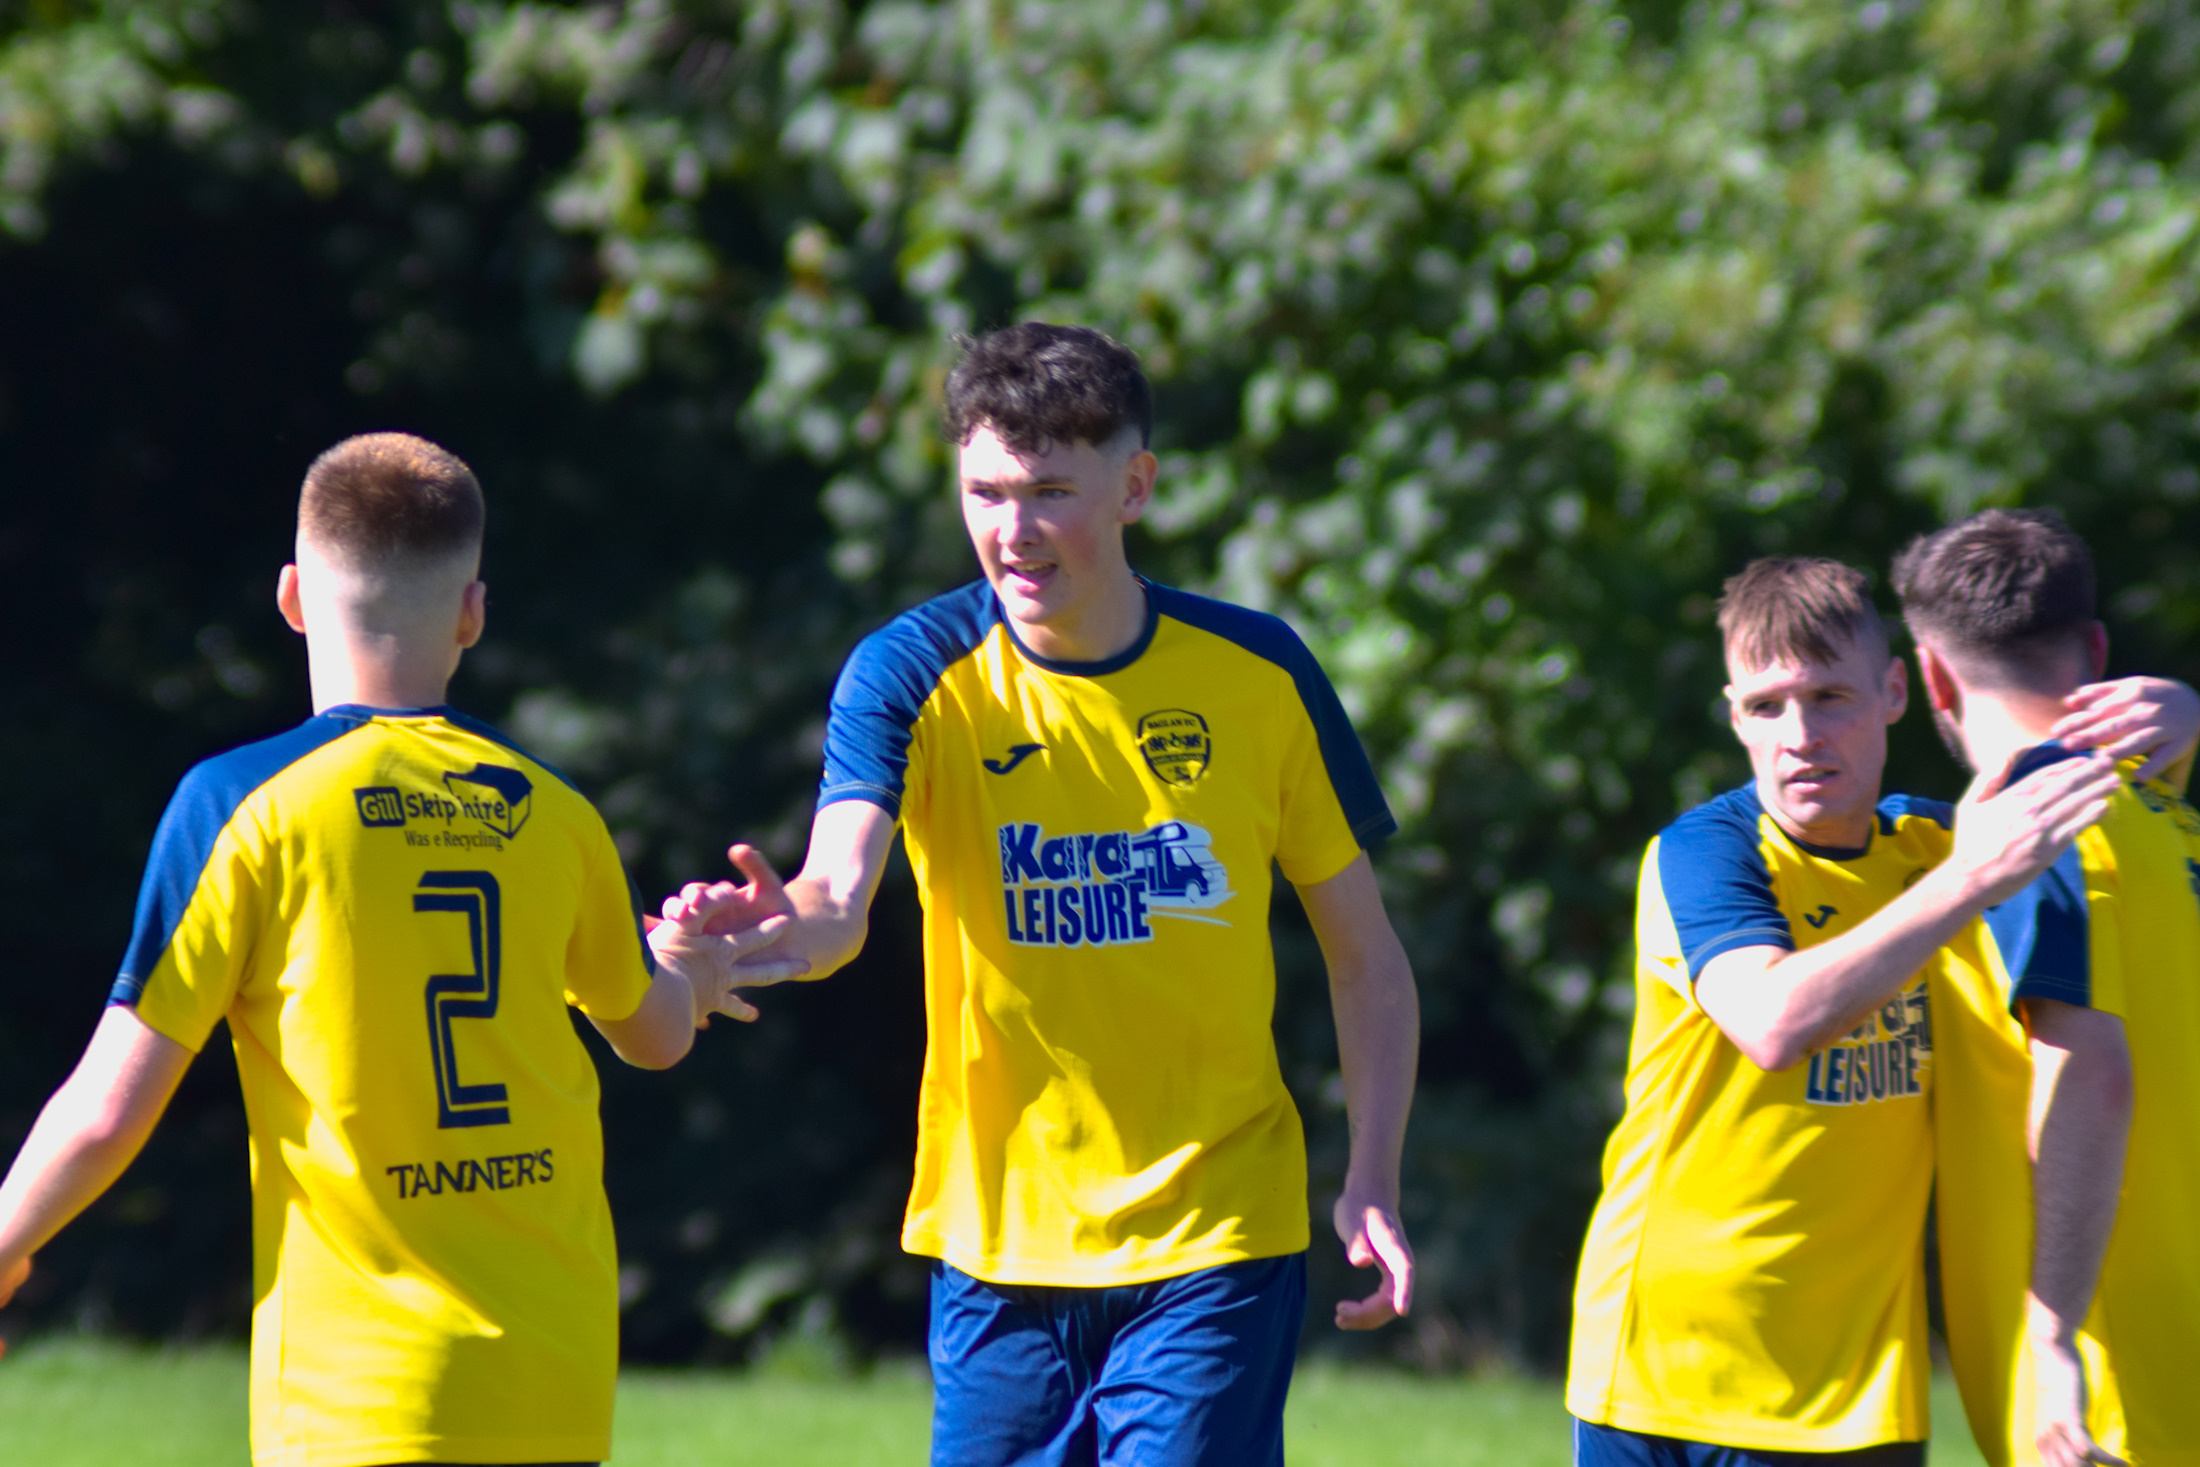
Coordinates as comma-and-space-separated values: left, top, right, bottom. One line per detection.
415, 871, 511, 1129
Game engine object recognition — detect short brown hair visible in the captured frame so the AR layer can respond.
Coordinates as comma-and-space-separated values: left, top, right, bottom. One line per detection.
1716, 557, 1889, 672
1892, 508, 2095, 680
299, 433, 483, 568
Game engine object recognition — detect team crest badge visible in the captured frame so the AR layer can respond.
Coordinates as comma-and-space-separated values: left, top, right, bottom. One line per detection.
1137, 709, 1212, 788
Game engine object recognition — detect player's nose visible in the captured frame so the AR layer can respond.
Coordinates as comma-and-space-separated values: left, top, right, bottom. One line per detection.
1003, 501, 1045, 551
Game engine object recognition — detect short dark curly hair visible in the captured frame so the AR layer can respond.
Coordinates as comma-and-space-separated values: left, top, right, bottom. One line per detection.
943, 323, 1152, 454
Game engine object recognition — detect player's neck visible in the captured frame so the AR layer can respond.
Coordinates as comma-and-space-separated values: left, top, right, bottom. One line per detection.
1761, 794, 1877, 853
1951, 688, 2075, 777
305, 632, 456, 714
1011, 566, 1147, 664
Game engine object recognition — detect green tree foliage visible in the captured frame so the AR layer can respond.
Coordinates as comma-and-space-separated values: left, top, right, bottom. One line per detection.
4, 0, 2198, 1365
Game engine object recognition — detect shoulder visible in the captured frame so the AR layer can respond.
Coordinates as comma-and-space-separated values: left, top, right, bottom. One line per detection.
439, 708, 586, 798
169, 712, 370, 835
1147, 582, 1312, 672
1876, 792, 1954, 835
839, 580, 1001, 698
1658, 784, 1771, 864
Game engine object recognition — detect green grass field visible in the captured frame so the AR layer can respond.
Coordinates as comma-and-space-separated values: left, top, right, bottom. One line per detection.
0, 1337, 1992, 1465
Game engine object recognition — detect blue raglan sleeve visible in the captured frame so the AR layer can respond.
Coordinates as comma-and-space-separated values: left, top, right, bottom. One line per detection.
1656, 795, 1794, 981
817, 592, 990, 818
1980, 742, 2103, 1014
1982, 847, 2094, 1012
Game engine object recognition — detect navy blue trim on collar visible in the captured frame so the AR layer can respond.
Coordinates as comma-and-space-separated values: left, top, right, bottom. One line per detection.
1785, 828, 1872, 862
321, 702, 456, 720
1000, 579, 1159, 678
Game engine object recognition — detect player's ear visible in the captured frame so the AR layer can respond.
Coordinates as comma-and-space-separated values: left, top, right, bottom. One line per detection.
1118, 448, 1158, 525
277, 564, 308, 635
1882, 653, 1908, 722
1913, 644, 1958, 714
2085, 621, 2108, 680
457, 580, 488, 649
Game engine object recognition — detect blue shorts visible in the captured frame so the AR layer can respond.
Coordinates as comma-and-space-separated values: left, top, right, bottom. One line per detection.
928, 1253, 1307, 1467
1573, 1418, 1925, 1467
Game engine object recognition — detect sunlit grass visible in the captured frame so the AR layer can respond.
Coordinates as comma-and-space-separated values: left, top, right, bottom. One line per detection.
0, 1337, 1992, 1466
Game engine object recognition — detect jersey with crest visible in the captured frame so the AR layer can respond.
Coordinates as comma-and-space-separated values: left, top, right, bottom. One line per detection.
1568, 783, 1953, 1451
1936, 745, 2200, 1467
820, 577, 1394, 1287
111, 706, 653, 1467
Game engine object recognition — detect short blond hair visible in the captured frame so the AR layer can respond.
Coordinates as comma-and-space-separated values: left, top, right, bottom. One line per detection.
300, 433, 483, 569
1716, 557, 1889, 672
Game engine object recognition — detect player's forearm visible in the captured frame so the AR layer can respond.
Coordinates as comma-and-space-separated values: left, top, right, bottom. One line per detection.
770, 873, 873, 981
0, 1009, 191, 1267
2025, 1005, 2133, 1347
1707, 862, 1989, 1070
589, 971, 698, 1069
0, 1106, 151, 1268
1330, 946, 1418, 1203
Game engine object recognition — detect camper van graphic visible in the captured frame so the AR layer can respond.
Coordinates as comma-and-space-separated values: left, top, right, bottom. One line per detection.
997, 818, 1234, 948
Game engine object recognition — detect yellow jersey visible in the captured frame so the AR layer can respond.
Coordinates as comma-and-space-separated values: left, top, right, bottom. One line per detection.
1937, 744, 2200, 1467
1568, 784, 1951, 1450
111, 705, 654, 1467
818, 578, 1394, 1287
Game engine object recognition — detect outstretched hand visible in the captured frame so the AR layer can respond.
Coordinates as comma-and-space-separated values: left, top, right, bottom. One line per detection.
2052, 678, 2200, 785
1950, 747, 2121, 908
654, 845, 809, 1022
647, 905, 808, 1027
669, 844, 797, 936
1332, 1190, 1414, 1331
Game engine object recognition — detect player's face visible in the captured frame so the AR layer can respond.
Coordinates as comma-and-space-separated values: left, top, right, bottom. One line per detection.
958, 423, 1156, 647
1725, 634, 1908, 848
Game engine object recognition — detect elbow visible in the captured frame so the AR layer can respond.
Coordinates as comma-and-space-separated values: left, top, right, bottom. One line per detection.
619, 1034, 692, 1072
1742, 1037, 1811, 1074
1720, 1020, 1811, 1073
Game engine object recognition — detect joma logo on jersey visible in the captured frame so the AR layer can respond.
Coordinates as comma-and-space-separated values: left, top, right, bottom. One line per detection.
998, 819, 1234, 948
1137, 709, 1212, 787
1806, 984, 1931, 1107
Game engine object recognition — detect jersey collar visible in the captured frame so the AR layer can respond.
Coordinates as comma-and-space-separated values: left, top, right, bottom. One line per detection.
997, 576, 1159, 678
321, 702, 457, 721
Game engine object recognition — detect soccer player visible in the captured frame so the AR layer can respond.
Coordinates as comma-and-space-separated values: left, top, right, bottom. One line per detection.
1565, 557, 2180, 1467
0, 434, 798, 1467
672, 323, 1418, 1467
1898, 509, 2200, 1467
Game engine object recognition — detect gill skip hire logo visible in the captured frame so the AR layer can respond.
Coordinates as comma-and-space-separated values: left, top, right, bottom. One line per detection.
353, 762, 534, 840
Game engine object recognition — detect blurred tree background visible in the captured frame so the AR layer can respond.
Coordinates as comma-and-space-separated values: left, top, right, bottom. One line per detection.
3, 0, 2197, 1369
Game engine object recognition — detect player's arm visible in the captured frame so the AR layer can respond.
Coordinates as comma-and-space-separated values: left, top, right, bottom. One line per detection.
2052, 676, 2200, 792
0, 1007, 194, 1315
2023, 999, 2134, 1467
1297, 852, 1418, 1332
584, 958, 697, 1070
1698, 748, 2120, 1072
671, 800, 899, 996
